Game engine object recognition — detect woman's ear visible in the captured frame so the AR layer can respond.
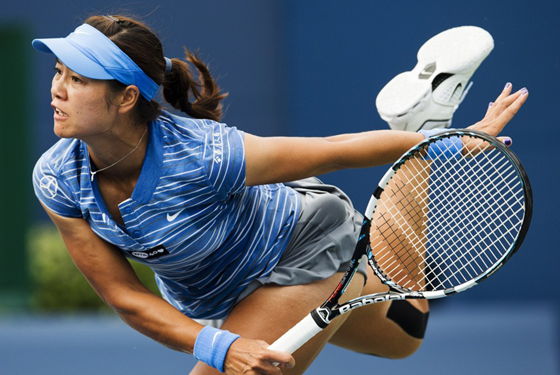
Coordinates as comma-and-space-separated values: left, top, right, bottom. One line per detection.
117, 85, 141, 114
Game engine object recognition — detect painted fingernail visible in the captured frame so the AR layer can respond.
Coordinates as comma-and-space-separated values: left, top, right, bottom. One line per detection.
489, 101, 494, 108
504, 82, 512, 89
504, 138, 512, 146
519, 87, 528, 95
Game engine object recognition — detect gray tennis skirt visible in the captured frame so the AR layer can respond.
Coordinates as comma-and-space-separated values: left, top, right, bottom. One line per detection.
195, 177, 367, 328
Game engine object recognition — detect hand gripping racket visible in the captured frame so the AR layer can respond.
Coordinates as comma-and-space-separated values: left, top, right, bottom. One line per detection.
269, 129, 533, 354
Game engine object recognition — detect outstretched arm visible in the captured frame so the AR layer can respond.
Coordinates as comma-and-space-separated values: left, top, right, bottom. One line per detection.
41, 205, 294, 374
42, 204, 203, 352
245, 84, 528, 186
244, 130, 424, 186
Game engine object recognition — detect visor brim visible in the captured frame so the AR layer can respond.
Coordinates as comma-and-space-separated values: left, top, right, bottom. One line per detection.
32, 38, 113, 80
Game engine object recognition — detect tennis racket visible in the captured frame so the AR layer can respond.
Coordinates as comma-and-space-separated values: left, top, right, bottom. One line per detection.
268, 129, 532, 354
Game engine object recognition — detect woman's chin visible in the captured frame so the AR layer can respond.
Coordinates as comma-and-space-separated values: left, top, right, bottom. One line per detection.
53, 123, 75, 138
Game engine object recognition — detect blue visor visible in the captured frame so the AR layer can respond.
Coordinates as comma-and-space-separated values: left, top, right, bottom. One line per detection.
32, 23, 159, 101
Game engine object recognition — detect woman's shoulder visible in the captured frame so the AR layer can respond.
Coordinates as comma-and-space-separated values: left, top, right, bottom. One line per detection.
32, 138, 84, 218
157, 110, 236, 141
155, 111, 246, 197
34, 138, 84, 177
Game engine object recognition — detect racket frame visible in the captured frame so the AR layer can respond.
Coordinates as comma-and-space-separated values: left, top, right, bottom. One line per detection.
269, 129, 533, 352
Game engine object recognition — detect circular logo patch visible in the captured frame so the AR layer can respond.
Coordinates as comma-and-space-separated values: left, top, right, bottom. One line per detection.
39, 175, 58, 198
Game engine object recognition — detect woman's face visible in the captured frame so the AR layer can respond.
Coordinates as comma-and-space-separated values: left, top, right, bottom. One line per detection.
50, 61, 119, 139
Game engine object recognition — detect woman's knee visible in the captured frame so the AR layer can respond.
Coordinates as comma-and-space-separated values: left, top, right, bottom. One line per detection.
386, 300, 430, 340
332, 298, 430, 359
367, 300, 429, 359
371, 338, 424, 359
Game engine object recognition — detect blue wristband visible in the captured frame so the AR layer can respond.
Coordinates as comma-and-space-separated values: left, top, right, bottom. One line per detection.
418, 128, 453, 139
193, 326, 240, 372
418, 128, 462, 160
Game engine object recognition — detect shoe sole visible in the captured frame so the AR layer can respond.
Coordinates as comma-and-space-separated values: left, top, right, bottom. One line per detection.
376, 26, 494, 130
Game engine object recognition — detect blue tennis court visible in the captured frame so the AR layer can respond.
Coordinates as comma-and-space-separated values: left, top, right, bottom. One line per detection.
1, 302, 557, 374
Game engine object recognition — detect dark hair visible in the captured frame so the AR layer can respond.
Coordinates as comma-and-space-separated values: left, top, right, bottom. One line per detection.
84, 15, 228, 123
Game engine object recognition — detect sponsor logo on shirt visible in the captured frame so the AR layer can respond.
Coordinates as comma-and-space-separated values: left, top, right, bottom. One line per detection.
166, 208, 185, 222
213, 132, 223, 163
129, 245, 169, 260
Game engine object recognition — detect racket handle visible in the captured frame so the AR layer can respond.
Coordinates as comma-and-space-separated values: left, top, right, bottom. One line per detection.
268, 313, 324, 354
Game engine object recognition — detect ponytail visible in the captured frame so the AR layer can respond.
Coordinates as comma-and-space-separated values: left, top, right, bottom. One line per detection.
163, 50, 228, 122
85, 15, 228, 124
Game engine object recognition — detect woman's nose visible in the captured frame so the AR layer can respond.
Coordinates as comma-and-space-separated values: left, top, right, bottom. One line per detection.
51, 77, 67, 100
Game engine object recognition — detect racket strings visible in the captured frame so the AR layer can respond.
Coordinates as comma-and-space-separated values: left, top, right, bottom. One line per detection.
424, 143, 524, 287
424, 140, 525, 285
372, 151, 449, 289
372, 165, 432, 289
418, 154, 521, 276
424, 149, 525, 289
374, 213, 429, 286
422, 142, 523, 287
370, 135, 526, 292
431, 205, 525, 289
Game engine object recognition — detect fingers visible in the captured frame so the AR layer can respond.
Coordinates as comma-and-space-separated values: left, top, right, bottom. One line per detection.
246, 357, 289, 375
484, 101, 494, 117
497, 87, 527, 109
224, 338, 295, 375
495, 82, 513, 102
471, 84, 528, 137
497, 136, 513, 147
486, 86, 527, 120
483, 82, 513, 120
249, 348, 294, 374
490, 87, 529, 129
265, 349, 296, 369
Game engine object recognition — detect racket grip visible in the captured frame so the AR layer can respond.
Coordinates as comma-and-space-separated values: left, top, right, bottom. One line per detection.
268, 313, 324, 354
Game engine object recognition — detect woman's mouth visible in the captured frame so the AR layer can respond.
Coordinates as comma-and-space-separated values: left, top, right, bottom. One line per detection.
52, 105, 69, 120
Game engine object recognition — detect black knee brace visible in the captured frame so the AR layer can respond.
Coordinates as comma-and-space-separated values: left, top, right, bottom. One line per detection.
386, 300, 429, 339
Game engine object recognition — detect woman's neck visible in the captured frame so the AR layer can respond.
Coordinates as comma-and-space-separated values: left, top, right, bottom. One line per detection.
85, 120, 149, 181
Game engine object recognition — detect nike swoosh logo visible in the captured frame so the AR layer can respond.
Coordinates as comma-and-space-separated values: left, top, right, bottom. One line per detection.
211, 331, 223, 348
166, 209, 185, 222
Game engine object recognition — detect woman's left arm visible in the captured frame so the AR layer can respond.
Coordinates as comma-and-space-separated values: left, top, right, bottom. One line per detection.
245, 84, 528, 186
244, 130, 424, 186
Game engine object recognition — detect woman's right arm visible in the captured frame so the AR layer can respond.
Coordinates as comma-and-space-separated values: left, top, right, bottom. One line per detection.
41, 203, 203, 353
41, 204, 294, 374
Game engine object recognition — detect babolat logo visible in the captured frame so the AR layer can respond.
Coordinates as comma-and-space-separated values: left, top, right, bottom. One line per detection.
130, 245, 169, 260
338, 294, 405, 314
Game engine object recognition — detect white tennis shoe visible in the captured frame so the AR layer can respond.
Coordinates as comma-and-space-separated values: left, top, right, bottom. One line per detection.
375, 26, 494, 131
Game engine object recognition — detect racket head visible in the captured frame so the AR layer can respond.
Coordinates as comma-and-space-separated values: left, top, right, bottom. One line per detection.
365, 129, 532, 298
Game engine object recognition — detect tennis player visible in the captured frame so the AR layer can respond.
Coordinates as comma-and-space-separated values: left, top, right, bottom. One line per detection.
32, 15, 528, 375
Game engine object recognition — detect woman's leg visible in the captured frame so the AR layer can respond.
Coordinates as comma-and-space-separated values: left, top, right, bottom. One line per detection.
189, 271, 365, 375
328, 266, 430, 359
329, 158, 431, 359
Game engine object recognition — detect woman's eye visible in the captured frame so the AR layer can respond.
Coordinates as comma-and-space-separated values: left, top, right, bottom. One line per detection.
53, 67, 61, 75
71, 76, 83, 83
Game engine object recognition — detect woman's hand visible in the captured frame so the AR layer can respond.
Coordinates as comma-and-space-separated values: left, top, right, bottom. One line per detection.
468, 83, 529, 145
224, 338, 295, 374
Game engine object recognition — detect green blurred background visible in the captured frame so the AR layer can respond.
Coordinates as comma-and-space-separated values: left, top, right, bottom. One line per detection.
27, 225, 159, 313
0, 26, 31, 312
